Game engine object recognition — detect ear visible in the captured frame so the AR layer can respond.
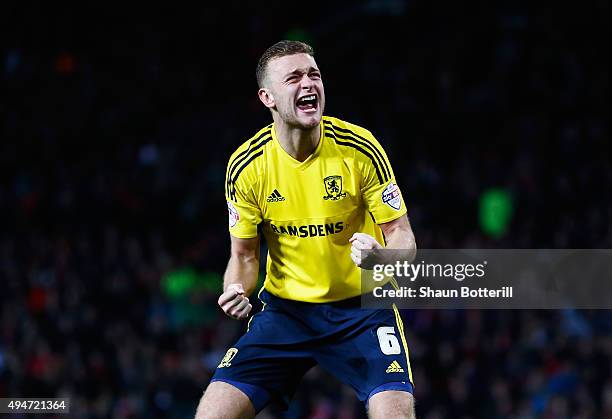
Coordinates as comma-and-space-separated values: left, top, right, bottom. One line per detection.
258, 88, 275, 109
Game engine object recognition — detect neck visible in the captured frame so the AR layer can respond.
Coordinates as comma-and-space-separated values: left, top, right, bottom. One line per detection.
273, 115, 321, 162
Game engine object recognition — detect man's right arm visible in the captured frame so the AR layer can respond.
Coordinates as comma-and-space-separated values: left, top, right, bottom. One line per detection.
218, 234, 260, 320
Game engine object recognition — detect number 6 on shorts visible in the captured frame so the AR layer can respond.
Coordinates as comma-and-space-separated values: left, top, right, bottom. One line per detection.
376, 326, 401, 355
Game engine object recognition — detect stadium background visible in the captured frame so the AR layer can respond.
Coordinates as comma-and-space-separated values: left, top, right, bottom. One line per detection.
1, 2, 611, 418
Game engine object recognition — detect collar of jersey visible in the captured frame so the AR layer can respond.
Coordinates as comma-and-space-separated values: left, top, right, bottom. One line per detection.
271, 120, 324, 169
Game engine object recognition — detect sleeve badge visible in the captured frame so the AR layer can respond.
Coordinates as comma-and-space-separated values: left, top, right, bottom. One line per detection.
227, 201, 240, 227
382, 182, 402, 210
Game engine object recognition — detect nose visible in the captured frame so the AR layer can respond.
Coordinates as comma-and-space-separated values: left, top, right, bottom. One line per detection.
300, 74, 314, 90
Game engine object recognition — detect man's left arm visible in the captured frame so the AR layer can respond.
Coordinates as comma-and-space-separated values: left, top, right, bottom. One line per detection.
350, 214, 417, 268
349, 128, 416, 267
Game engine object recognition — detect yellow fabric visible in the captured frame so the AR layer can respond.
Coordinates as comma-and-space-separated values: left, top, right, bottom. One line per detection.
393, 304, 414, 385
225, 116, 407, 302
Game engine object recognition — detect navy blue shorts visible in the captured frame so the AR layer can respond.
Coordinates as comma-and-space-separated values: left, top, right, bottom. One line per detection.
211, 289, 414, 411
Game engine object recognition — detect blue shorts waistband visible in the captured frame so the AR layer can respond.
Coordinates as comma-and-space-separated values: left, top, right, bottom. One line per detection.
260, 288, 364, 310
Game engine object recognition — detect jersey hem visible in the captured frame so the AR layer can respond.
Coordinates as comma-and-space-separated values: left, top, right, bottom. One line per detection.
262, 285, 364, 304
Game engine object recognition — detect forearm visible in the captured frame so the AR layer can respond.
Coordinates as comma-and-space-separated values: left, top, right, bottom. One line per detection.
223, 253, 260, 296
382, 222, 417, 264
351, 215, 417, 268
385, 226, 416, 250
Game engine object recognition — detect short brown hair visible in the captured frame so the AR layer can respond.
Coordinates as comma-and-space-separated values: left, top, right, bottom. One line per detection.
256, 40, 315, 87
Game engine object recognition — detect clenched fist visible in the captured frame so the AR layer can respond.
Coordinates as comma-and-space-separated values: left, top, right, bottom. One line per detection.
218, 284, 253, 320
349, 232, 383, 269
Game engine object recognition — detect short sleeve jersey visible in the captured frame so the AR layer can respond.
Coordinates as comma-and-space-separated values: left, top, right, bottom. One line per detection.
225, 116, 406, 302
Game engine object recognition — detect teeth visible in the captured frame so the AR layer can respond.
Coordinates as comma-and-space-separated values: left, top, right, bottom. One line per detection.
299, 95, 316, 102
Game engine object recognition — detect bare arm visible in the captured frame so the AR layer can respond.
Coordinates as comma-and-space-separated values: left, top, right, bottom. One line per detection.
218, 235, 260, 319
379, 214, 417, 262
350, 214, 417, 267
224, 235, 260, 295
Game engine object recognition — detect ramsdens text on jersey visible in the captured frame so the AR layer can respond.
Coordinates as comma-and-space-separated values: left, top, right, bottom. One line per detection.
270, 222, 344, 237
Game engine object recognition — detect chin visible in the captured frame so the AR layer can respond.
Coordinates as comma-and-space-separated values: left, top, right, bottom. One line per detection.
298, 114, 322, 129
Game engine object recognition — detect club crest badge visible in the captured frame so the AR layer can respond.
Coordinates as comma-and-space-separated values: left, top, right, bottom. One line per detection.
218, 348, 238, 368
323, 175, 347, 201
227, 201, 239, 227
382, 182, 402, 210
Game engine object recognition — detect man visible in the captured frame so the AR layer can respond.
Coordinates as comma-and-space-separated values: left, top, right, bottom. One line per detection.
195, 40, 417, 418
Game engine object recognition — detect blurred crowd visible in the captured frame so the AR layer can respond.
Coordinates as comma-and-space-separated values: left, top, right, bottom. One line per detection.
1, 1, 611, 418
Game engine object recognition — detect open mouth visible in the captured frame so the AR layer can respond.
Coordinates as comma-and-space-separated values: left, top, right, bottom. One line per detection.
296, 94, 318, 112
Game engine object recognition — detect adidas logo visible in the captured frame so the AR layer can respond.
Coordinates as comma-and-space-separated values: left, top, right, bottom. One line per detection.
267, 189, 286, 202
386, 360, 404, 373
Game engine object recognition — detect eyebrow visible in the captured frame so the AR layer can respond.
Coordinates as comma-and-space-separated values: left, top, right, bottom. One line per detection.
284, 67, 320, 78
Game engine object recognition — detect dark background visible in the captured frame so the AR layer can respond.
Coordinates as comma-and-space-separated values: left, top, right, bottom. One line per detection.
1, 1, 611, 418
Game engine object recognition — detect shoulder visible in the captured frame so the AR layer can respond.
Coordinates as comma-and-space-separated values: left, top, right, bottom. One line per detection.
323, 116, 388, 160
225, 123, 273, 198
227, 123, 274, 168
323, 116, 376, 142
323, 116, 392, 184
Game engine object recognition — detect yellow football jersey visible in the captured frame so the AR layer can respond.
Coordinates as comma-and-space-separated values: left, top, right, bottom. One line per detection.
225, 116, 407, 302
